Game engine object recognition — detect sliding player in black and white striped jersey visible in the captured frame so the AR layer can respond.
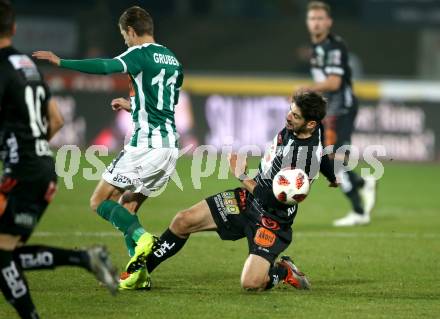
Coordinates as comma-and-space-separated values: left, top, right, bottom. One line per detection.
118, 90, 338, 291
248, 109, 335, 227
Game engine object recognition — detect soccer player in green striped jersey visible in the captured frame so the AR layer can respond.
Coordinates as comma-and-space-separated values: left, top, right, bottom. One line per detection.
34, 6, 184, 290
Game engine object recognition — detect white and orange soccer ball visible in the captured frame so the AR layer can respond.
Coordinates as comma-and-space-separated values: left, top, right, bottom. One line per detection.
272, 168, 310, 205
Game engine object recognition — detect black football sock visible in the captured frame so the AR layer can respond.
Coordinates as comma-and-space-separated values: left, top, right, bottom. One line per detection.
338, 170, 364, 215
347, 170, 365, 188
345, 171, 365, 215
344, 189, 364, 215
13, 245, 90, 271
146, 228, 188, 273
0, 249, 40, 319
265, 263, 288, 290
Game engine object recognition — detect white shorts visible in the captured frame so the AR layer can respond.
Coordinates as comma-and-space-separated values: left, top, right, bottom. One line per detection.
102, 145, 179, 196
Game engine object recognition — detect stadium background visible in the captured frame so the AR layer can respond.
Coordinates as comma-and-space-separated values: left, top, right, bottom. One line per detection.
12, 0, 440, 161
1, 1, 439, 318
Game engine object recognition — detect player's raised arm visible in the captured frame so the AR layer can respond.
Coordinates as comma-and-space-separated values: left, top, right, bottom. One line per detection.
32, 50, 124, 75
32, 50, 60, 65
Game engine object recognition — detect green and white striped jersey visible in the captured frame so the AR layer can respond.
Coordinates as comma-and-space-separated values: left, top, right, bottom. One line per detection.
115, 43, 183, 148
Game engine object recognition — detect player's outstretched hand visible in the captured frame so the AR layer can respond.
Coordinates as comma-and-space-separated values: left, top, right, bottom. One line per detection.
111, 98, 131, 112
32, 51, 61, 66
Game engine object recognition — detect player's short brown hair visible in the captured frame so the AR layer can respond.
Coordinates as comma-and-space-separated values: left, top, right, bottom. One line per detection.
0, 0, 15, 37
307, 1, 331, 17
292, 90, 327, 123
119, 6, 154, 36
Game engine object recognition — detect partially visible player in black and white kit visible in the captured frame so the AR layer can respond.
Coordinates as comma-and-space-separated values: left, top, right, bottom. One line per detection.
116, 90, 339, 291
304, 1, 376, 227
0, 2, 118, 318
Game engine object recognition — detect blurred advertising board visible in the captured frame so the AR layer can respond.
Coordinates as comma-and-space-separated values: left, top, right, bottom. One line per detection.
362, 0, 440, 27
15, 18, 78, 56
45, 72, 440, 161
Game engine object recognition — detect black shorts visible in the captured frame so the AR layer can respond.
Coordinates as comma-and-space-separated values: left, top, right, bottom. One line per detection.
0, 171, 57, 242
206, 188, 292, 264
323, 106, 358, 150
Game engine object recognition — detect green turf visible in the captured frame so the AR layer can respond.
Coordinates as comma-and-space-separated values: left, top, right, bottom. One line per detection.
1, 155, 439, 318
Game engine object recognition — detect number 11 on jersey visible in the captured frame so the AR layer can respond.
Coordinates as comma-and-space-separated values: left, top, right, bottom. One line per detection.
151, 68, 179, 111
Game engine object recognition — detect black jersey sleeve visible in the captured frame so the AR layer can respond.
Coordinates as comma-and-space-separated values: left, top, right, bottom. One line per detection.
318, 124, 337, 183
320, 154, 336, 183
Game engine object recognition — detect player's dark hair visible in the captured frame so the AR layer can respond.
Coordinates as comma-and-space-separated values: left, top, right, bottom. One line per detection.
0, 0, 14, 37
119, 6, 154, 36
292, 90, 327, 123
307, 1, 331, 17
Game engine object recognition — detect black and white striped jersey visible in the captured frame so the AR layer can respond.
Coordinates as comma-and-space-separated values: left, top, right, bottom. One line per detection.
247, 124, 335, 225
310, 33, 357, 116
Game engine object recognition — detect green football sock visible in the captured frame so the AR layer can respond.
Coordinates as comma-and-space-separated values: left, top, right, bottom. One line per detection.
97, 200, 147, 243
124, 234, 136, 257
131, 227, 146, 242
96, 200, 115, 221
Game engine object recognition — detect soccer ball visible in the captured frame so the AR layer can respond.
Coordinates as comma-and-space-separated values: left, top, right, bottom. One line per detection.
272, 168, 310, 205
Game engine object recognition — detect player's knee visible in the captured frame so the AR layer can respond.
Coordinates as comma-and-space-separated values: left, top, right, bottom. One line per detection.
170, 210, 194, 236
240, 270, 267, 291
89, 195, 101, 212
241, 277, 266, 291
119, 194, 137, 213
119, 192, 131, 206
121, 201, 137, 213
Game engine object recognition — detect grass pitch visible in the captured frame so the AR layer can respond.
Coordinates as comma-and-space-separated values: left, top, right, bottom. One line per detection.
1, 156, 439, 319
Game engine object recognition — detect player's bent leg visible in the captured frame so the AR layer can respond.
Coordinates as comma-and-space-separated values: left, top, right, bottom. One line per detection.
240, 254, 271, 291
119, 191, 148, 213
122, 199, 218, 288
89, 181, 154, 290
120, 193, 157, 287
119, 191, 149, 257
240, 254, 311, 291
93, 180, 152, 248
91, 179, 151, 257
146, 200, 217, 274
90, 179, 123, 213
170, 199, 217, 237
